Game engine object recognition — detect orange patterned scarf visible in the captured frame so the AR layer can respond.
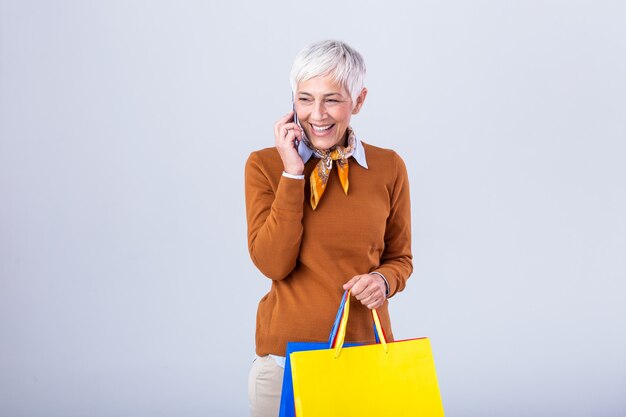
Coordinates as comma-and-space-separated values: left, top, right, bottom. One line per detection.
303, 127, 356, 210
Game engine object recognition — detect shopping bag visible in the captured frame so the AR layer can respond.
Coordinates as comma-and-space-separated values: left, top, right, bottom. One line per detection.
290, 290, 445, 417
279, 291, 363, 417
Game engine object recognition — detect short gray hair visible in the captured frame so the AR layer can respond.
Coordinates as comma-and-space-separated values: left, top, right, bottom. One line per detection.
290, 40, 366, 103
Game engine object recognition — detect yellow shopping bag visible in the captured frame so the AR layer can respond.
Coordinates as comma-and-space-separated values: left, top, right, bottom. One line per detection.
290, 290, 445, 417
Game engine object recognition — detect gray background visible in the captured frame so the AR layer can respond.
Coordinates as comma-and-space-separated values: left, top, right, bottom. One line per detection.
1, 0, 625, 416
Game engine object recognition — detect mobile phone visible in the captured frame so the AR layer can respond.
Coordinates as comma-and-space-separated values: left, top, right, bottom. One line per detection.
292, 94, 305, 149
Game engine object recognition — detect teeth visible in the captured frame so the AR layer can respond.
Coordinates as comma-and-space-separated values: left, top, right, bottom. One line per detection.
312, 124, 333, 132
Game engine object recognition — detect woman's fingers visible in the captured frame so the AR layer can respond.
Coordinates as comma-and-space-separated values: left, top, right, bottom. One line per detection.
275, 116, 302, 147
273, 113, 290, 139
274, 112, 305, 175
367, 298, 384, 310
276, 122, 302, 152
274, 112, 302, 137
355, 285, 377, 301
344, 274, 386, 309
279, 123, 302, 138
342, 275, 360, 290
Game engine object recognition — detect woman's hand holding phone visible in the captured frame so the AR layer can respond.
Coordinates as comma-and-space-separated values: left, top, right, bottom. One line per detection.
274, 110, 304, 175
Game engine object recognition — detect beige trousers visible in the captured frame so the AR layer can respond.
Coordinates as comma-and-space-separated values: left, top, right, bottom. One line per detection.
248, 355, 284, 417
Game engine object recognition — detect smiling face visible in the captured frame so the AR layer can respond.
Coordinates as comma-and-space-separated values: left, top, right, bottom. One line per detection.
294, 75, 367, 150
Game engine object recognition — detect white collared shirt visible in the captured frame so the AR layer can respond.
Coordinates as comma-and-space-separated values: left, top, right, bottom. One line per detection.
282, 132, 369, 180
296, 134, 369, 168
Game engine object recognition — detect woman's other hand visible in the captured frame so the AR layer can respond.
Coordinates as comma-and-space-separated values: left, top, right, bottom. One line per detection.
274, 111, 304, 175
343, 274, 386, 310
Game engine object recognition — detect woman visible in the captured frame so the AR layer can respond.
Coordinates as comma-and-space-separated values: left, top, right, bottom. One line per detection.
245, 40, 413, 417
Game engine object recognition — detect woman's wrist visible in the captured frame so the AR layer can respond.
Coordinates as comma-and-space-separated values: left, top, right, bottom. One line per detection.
282, 171, 305, 179
283, 166, 304, 176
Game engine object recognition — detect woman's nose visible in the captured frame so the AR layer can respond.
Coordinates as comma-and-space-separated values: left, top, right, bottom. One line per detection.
312, 101, 326, 120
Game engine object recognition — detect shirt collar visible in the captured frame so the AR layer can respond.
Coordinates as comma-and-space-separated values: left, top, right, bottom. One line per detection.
297, 129, 368, 169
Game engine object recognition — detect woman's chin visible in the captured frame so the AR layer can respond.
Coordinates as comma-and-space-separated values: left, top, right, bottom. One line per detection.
308, 134, 343, 150
310, 140, 330, 150
310, 140, 336, 151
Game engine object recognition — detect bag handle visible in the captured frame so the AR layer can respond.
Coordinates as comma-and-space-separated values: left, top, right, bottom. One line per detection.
327, 290, 351, 347
330, 290, 388, 358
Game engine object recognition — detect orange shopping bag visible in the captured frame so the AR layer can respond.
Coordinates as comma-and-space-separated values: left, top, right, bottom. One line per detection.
289, 290, 445, 417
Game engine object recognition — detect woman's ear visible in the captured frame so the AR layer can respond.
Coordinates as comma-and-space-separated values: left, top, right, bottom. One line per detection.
352, 87, 368, 115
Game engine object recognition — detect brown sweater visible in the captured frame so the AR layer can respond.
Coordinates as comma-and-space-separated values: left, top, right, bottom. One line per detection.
245, 142, 413, 356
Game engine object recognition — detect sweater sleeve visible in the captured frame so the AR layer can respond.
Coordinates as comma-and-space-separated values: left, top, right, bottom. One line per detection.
373, 152, 413, 297
244, 151, 305, 280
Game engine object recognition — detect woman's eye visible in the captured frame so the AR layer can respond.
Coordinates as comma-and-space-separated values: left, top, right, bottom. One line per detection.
326, 99, 339, 103
298, 97, 311, 102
